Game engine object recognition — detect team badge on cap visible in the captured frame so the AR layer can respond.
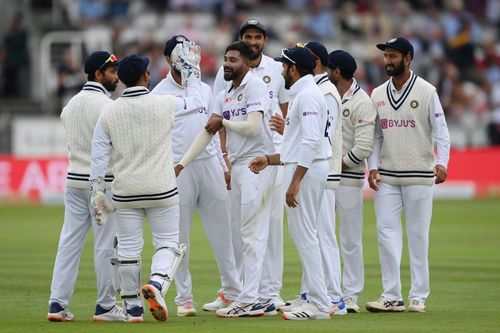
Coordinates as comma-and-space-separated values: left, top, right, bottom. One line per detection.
176, 36, 187, 42
387, 38, 397, 43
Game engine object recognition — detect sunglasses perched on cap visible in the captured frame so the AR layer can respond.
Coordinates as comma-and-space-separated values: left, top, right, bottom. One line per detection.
298, 42, 320, 61
280, 48, 296, 65
98, 54, 118, 70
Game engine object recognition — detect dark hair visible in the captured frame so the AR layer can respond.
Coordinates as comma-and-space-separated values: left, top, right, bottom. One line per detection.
338, 68, 353, 81
283, 61, 313, 77
225, 41, 254, 60
87, 63, 117, 82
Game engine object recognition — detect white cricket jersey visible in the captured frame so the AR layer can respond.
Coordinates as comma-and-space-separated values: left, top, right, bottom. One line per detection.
368, 71, 450, 185
213, 54, 289, 153
213, 71, 273, 165
339, 78, 377, 187
61, 81, 114, 189
151, 71, 217, 163
91, 79, 204, 208
281, 75, 332, 167
315, 73, 342, 189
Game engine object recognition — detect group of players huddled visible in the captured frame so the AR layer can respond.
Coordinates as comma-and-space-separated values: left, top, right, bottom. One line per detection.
47, 18, 450, 322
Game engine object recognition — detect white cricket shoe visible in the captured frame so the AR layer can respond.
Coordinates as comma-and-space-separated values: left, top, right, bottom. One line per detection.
260, 299, 278, 316
281, 302, 331, 320
330, 298, 348, 315
271, 296, 285, 310
93, 304, 126, 322
215, 302, 265, 318
202, 292, 233, 311
366, 297, 405, 312
177, 301, 197, 317
142, 281, 168, 321
280, 293, 307, 312
345, 296, 360, 313
47, 302, 74, 322
126, 306, 144, 323
408, 300, 426, 313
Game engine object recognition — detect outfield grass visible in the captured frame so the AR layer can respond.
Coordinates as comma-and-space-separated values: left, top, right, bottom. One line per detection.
0, 199, 499, 333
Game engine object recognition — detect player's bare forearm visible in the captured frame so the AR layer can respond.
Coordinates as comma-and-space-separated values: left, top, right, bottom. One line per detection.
286, 165, 308, 208
248, 153, 280, 174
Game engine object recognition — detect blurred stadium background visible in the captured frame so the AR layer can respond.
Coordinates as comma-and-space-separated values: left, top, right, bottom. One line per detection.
0, 0, 499, 203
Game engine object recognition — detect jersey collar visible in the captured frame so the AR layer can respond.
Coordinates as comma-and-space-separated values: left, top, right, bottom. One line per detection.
341, 78, 360, 104
82, 81, 111, 97
121, 86, 150, 97
289, 74, 314, 98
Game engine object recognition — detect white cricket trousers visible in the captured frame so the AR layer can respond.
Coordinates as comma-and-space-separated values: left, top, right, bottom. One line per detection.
49, 187, 118, 309
174, 156, 241, 304
259, 166, 285, 301
335, 185, 364, 298
115, 205, 179, 306
316, 188, 343, 302
374, 183, 433, 301
284, 161, 331, 312
230, 163, 274, 304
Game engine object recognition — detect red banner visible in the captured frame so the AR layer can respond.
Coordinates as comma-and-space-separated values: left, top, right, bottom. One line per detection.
1, 148, 499, 204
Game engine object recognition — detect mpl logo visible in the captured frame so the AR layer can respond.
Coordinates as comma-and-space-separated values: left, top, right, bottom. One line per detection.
377, 101, 386, 107
224, 97, 232, 104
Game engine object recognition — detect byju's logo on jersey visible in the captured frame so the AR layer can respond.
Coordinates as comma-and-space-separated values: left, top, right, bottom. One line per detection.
380, 118, 416, 129
223, 110, 231, 119
222, 108, 247, 120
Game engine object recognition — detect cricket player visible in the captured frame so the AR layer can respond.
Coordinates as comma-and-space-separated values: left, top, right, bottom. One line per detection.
175, 41, 276, 318
366, 37, 450, 313
210, 19, 289, 311
151, 35, 241, 317
328, 50, 377, 313
47, 51, 125, 322
89, 42, 204, 322
250, 46, 332, 320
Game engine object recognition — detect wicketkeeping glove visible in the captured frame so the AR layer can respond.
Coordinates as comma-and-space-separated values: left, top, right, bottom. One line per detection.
171, 40, 201, 86
90, 178, 116, 225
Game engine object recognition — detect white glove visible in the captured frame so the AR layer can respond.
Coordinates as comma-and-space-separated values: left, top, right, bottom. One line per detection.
171, 40, 201, 86
90, 178, 116, 225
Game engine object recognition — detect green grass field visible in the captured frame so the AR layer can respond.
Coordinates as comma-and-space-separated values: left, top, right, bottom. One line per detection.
0, 199, 499, 333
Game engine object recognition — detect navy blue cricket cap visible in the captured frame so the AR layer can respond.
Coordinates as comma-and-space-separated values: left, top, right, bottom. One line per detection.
304, 41, 329, 67
84, 51, 117, 74
163, 35, 189, 57
239, 19, 267, 36
328, 50, 357, 76
376, 37, 414, 59
274, 46, 316, 71
117, 55, 149, 85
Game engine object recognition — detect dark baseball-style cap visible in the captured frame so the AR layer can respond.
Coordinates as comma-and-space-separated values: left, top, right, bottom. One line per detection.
84, 51, 118, 74
328, 50, 357, 77
304, 41, 329, 67
163, 35, 189, 57
117, 55, 149, 86
274, 46, 316, 71
376, 37, 414, 59
239, 19, 267, 36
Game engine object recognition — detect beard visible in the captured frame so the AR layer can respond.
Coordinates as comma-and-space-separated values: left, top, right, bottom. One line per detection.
329, 73, 338, 85
385, 60, 405, 77
283, 68, 293, 89
249, 45, 262, 61
223, 66, 242, 81
102, 78, 118, 92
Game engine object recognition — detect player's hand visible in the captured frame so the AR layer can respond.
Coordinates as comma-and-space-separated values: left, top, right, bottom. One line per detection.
286, 180, 300, 208
171, 41, 201, 85
224, 171, 231, 190
91, 190, 115, 225
248, 156, 269, 174
205, 114, 223, 134
174, 164, 184, 177
269, 114, 285, 135
368, 169, 381, 191
434, 164, 447, 184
